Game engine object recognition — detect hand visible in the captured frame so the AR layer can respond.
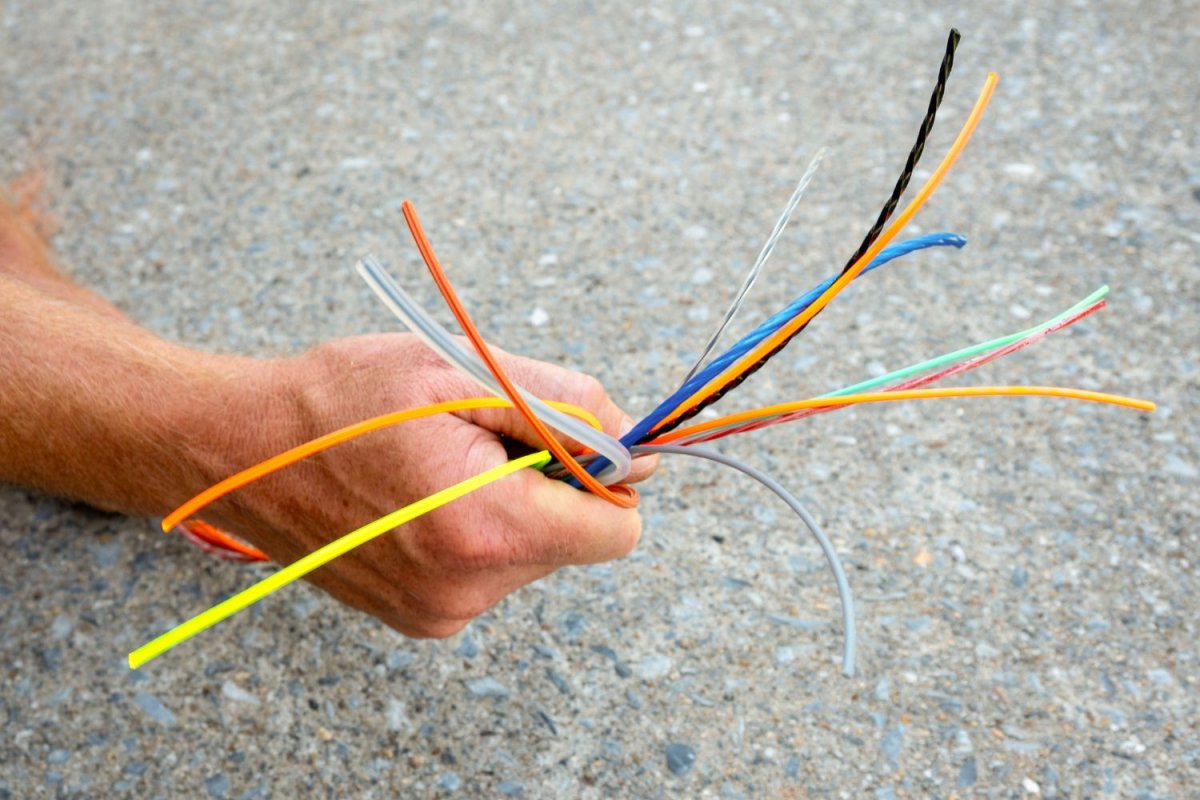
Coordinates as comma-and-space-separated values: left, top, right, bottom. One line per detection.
194, 333, 657, 638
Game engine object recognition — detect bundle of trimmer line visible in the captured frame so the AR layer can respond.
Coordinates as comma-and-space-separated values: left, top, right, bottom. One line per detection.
131, 30, 1154, 672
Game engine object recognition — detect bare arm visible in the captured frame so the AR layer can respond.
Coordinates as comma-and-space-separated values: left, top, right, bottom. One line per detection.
0, 275, 260, 512
0, 183, 653, 638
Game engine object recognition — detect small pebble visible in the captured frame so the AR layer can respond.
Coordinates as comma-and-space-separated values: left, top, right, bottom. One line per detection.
590, 644, 618, 661
1011, 566, 1030, 588
221, 681, 259, 705
665, 743, 696, 776
387, 650, 416, 670
39, 647, 61, 673
767, 614, 823, 630
1163, 454, 1197, 479
50, 615, 73, 640
454, 636, 478, 659
880, 725, 904, 761
1147, 668, 1174, 686
204, 773, 228, 799
534, 709, 557, 735
958, 756, 977, 786
1004, 163, 1037, 177
975, 641, 1001, 658
545, 668, 571, 695
386, 698, 409, 732
133, 692, 176, 726
466, 677, 509, 698
634, 654, 672, 680
89, 540, 122, 568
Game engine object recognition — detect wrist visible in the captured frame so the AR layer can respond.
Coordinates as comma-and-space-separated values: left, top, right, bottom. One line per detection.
160, 351, 306, 515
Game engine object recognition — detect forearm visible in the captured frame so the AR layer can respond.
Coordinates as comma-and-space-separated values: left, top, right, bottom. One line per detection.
0, 274, 290, 517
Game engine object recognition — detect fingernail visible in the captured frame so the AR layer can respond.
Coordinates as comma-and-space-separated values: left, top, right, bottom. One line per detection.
619, 416, 635, 438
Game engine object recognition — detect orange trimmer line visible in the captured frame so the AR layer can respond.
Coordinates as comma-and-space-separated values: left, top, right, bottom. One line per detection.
650, 385, 1156, 445
652, 71, 1000, 432
400, 200, 638, 509
177, 519, 268, 561
161, 397, 604, 532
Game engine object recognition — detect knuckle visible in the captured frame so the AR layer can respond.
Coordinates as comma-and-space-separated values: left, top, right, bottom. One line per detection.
395, 586, 488, 632
409, 343, 456, 377
449, 595, 496, 621
426, 589, 496, 623
439, 531, 510, 572
407, 617, 469, 640
573, 373, 607, 407
418, 357, 477, 401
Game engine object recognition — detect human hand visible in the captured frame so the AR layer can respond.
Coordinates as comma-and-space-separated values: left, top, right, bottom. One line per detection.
191, 333, 656, 638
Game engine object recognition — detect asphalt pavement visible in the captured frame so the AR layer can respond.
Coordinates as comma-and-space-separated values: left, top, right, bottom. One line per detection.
2, 2, 1197, 796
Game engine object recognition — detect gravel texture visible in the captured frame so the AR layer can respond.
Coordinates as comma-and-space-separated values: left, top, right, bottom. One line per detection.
2, 1, 1197, 797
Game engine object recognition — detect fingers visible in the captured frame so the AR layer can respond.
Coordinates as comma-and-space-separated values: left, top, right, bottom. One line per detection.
492, 467, 644, 566
390, 451, 641, 576
367, 475, 641, 636
623, 453, 659, 484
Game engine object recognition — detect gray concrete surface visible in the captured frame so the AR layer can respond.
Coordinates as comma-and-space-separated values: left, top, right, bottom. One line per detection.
2, 1, 1197, 797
